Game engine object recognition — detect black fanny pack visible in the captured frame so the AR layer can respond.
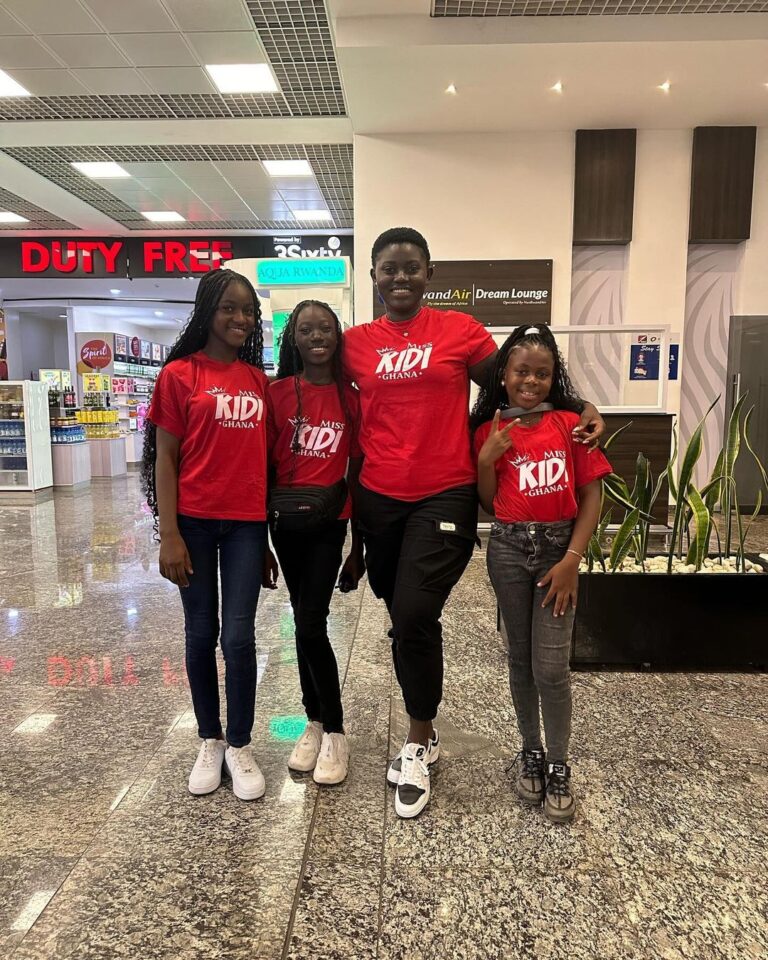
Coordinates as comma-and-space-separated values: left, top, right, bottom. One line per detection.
268, 478, 347, 532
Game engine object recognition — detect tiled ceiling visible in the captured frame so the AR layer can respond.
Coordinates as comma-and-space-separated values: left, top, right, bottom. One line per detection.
0, 0, 346, 120
0, 186, 75, 230
3, 144, 353, 230
432, 0, 768, 13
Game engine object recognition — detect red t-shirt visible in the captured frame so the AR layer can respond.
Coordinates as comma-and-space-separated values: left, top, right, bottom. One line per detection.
269, 377, 360, 520
473, 410, 612, 523
148, 351, 271, 521
343, 307, 495, 501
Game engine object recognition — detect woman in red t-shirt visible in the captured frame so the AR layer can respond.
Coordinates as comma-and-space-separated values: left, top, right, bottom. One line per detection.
472, 324, 612, 823
344, 227, 606, 819
142, 269, 272, 803
264, 300, 364, 786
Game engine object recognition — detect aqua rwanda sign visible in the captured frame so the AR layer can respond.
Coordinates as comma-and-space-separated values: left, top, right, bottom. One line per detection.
256, 258, 349, 287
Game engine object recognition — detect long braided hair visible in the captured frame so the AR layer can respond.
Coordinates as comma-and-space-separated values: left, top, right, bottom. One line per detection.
275, 299, 348, 457
141, 268, 264, 523
470, 323, 582, 434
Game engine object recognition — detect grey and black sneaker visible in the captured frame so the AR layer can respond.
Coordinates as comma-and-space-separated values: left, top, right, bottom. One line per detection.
394, 742, 431, 819
387, 730, 439, 786
544, 760, 576, 823
508, 748, 546, 805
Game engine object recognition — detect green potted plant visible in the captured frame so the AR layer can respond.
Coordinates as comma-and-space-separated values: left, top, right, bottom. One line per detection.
572, 395, 767, 668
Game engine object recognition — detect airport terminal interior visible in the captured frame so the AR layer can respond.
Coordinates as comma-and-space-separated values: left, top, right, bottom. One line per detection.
1, 1, 767, 958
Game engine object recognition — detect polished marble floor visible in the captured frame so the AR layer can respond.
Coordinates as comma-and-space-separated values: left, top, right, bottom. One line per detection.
1, 478, 766, 959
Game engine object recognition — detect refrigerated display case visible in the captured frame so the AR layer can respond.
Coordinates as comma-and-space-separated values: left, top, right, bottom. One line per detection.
0, 381, 53, 494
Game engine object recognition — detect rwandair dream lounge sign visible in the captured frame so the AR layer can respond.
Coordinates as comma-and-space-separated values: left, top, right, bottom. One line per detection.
373, 259, 552, 326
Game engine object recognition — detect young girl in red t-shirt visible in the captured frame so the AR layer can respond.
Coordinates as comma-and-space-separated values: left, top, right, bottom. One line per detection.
264, 300, 364, 786
472, 324, 611, 822
142, 269, 271, 803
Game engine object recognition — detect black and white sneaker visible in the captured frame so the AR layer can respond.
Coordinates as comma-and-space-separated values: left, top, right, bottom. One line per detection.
387, 729, 439, 786
544, 760, 576, 823
508, 748, 546, 805
395, 742, 431, 819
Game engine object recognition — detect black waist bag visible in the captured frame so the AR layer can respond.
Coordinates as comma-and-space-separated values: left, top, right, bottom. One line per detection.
268, 478, 347, 532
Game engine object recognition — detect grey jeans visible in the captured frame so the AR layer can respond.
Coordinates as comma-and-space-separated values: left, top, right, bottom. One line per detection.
486, 518, 575, 761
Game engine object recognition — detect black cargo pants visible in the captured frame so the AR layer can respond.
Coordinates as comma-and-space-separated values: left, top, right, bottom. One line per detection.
356, 483, 478, 721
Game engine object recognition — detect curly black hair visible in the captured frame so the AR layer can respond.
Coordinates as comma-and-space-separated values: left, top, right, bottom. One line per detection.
140, 268, 264, 525
275, 299, 349, 456
371, 227, 430, 267
469, 324, 583, 433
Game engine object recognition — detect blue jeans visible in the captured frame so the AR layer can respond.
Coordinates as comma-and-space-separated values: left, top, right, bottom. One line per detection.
486, 519, 575, 761
177, 515, 267, 748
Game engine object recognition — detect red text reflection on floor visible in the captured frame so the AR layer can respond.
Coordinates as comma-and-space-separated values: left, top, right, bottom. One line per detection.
42, 656, 189, 687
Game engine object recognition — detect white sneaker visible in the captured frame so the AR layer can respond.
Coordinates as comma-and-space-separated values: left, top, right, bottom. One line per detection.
395, 742, 431, 819
387, 729, 439, 786
313, 732, 350, 786
188, 738, 226, 796
224, 745, 266, 800
288, 721, 323, 773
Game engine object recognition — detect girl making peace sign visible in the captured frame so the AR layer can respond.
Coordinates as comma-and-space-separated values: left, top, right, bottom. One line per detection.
472, 324, 611, 822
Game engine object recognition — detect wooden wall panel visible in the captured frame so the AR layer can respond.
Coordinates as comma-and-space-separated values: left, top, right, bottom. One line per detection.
573, 129, 636, 245
689, 127, 756, 243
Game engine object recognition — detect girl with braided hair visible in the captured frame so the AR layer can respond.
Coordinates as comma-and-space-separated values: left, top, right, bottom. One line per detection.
264, 300, 364, 785
142, 268, 272, 802
472, 324, 611, 822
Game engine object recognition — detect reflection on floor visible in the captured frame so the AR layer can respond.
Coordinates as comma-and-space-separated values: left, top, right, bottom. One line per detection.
1, 477, 766, 959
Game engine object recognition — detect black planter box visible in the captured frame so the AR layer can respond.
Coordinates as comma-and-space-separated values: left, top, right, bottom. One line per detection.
572, 558, 767, 669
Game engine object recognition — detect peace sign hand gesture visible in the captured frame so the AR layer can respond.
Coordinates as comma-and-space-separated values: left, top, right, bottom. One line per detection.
478, 409, 520, 467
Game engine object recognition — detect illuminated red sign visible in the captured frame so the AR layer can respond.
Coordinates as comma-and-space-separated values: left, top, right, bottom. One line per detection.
23, 240, 122, 274
142, 240, 233, 273
19, 239, 233, 276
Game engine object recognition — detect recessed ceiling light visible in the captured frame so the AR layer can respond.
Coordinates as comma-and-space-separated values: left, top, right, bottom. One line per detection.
59, 314, 67, 318
110, 288, 121, 294
205, 63, 279, 94
142, 211, 185, 223
445, 83, 457, 96
0, 69, 31, 97
292, 209, 332, 221
71, 161, 130, 179
154, 311, 164, 317
0, 212, 29, 223
551, 81, 563, 94
658, 81, 671, 93
262, 159, 313, 177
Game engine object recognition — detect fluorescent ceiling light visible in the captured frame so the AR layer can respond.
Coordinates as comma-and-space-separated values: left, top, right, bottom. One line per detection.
71, 161, 130, 179
0, 69, 31, 97
0, 212, 29, 223
292, 209, 332, 221
110, 288, 121, 294
142, 211, 185, 223
263, 159, 313, 177
205, 63, 278, 94
154, 311, 164, 317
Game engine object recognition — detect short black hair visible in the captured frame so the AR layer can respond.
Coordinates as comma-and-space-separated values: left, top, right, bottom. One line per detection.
371, 227, 431, 267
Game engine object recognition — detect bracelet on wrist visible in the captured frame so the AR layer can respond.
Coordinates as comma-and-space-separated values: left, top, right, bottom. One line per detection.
566, 548, 583, 560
